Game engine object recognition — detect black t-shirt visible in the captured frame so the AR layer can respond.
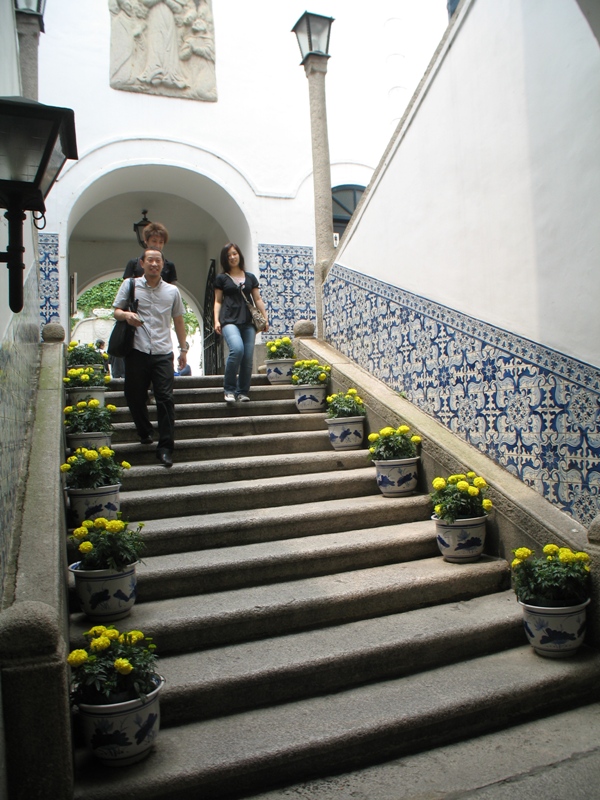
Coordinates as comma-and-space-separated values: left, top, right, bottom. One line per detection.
215, 271, 259, 326
123, 255, 177, 284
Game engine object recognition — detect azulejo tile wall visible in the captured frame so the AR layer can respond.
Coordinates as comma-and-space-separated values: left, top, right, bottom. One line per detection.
258, 243, 315, 340
39, 232, 60, 327
0, 267, 42, 602
323, 264, 600, 528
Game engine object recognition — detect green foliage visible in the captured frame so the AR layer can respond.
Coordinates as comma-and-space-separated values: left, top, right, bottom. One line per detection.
66, 342, 107, 367
430, 472, 493, 523
291, 360, 331, 385
61, 446, 131, 489
70, 515, 145, 572
77, 279, 122, 318
64, 399, 117, 434
326, 388, 366, 418
368, 425, 421, 461
511, 544, 591, 606
67, 625, 158, 705
265, 337, 295, 360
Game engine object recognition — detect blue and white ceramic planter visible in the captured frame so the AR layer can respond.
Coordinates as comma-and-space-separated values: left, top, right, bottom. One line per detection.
434, 514, 487, 562
66, 386, 106, 406
67, 483, 121, 526
325, 416, 365, 450
519, 599, 590, 658
77, 676, 164, 766
265, 358, 295, 384
373, 457, 419, 497
66, 431, 112, 452
294, 384, 328, 413
69, 561, 137, 622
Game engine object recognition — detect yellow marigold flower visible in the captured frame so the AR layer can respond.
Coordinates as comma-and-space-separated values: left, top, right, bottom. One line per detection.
64, 406, 74, 414
482, 499, 493, 511
270, 346, 277, 353
434, 504, 442, 516
326, 396, 333, 404
63, 377, 70, 384
347, 388, 357, 395
379, 427, 395, 437
511, 558, 522, 569
82, 519, 94, 528
126, 630, 145, 644
88, 399, 100, 408
84, 449, 99, 461
575, 551, 590, 563
432, 478, 446, 491
67, 649, 89, 667
104, 375, 111, 383
266, 341, 273, 347
468, 486, 479, 496
121, 461, 131, 469
410, 435, 421, 444
60, 463, 71, 472
448, 475, 459, 484
369, 446, 376, 453
542, 544, 559, 556
72, 527, 88, 540
356, 398, 363, 404
114, 658, 133, 675
80, 374, 90, 382
368, 433, 379, 442
398, 425, 410, 434
69, 340, 78, 347
274, 339, 282, 346
79, 541, 93, 554
318, 373, 327, 381
559, 548, 576, 563
282, 337, 291, 344
456, 481, 470, 492
325, 365, 331, 371
90, 635, 111, 652
473, 477, 487, 489
103, 628, 120, 640
292, 375, 299, 382
106, 404, 117, 412
67, 455, 78, 464
294, 361, 303, 366
94, 518, 108, 529
514, 547, 533, 560
77, 401, 88, 409
67, 368, 78, 377
87, 625, 107, 636
87, 343, 95, 349
466, 471, 476, 478
105, 519, 125, 533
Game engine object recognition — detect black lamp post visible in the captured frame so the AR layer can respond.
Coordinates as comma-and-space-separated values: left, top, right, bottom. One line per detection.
0, 96, 78, 312
14, 0, 46, 27
292, 11, 333, 63
133, 209, 151, 248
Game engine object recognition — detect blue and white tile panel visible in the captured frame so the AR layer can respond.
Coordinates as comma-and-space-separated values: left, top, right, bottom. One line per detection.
258, 243, 315, 341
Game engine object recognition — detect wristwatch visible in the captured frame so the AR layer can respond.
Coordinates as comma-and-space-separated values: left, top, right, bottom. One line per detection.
179, 344, 189, 352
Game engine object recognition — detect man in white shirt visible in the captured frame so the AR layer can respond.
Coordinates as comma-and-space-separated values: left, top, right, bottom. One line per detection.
113, 249, 188, 467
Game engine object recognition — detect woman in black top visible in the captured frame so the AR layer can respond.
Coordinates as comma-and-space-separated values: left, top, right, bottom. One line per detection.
213, 243, 269, 403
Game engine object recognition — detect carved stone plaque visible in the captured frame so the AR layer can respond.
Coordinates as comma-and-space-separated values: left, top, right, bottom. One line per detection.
109, 0, 217, 102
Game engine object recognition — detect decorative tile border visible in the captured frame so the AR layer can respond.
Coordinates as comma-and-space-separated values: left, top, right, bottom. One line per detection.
258, 243, 315, 341
39, 232, 60, 328
0, 268, 41, 601
323, 264, 600, 528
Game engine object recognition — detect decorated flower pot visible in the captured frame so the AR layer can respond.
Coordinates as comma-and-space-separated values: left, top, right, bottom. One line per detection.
66, 431, 112, 451
434, 514, 487, 563
69, 561, 138, 622
67, 484, 121, 525
519, 599, 590, 658
265, 359, 295, 385
294, 384, 328, 413
67, 386, 106, 406
325, 416, 365, 450
77, 676, 164, 766
373, 457, 419, 497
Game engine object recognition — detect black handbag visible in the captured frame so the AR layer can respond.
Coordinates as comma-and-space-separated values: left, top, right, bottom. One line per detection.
107, 279, 138, 358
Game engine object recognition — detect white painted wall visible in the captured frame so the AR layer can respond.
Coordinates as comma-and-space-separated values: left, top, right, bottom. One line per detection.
338, 0, 600, 367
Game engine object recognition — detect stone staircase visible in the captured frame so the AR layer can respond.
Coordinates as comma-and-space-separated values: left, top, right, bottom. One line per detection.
69, 375, 600, 800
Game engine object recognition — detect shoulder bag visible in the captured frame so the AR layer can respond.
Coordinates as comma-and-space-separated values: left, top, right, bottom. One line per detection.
241, 287, 267, 332
107, 278, 138, 358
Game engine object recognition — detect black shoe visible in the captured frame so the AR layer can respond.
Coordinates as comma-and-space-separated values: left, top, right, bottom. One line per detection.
156, 449, 173, 468
140, 436, 153, 445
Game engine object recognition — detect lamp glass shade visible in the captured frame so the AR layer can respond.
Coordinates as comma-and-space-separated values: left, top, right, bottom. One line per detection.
14, 0, 46, 14
292, 12, 333, 61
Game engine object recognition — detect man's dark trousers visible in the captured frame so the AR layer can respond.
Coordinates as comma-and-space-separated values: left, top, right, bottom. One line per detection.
124, 350, 175, 451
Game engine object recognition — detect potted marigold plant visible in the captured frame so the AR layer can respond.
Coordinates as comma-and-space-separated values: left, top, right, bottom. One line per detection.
264, 336, 295, 384
324, 388, 367, 450
291, 359, 331, 413
511, 543, 591, 658
67, 625, 164, 765
64, 366, 111, 405
367, 425, 422, 496
69, 516, 145, 621
430, 472, 493, 562
64, 399, 118, 450
66, 340, 108, 368
60, 446, 131, 525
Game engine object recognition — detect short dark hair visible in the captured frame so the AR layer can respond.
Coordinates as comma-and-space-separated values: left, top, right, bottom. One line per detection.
141, 248, 164, 263
143, 222, 169, 245
220, 242, 245, 273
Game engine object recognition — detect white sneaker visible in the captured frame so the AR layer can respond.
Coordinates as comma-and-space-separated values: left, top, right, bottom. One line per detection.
224, 392, 236, 403
237, 394, 250, 402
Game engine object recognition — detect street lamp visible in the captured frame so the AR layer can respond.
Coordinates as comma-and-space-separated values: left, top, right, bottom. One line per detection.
133, 209, 151, 248
0, 96, 78, 312
292, 12, 335, 337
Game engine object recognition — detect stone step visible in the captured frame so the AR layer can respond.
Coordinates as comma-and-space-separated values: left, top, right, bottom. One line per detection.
111, 412, 327, 443
131, 494, 433, 557
111, 430, 332, 465
121, 449, 371, 491
106, 383, 295, 408
107, 374, 269, 392
158, 590, 522, 725
111, 398, 299, 420
119, 467, 383, 520
70, 556, 510, 655
72, 647, 600, 800
134, 519, 440, 599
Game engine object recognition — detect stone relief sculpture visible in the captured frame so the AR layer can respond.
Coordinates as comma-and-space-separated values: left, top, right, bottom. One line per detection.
109, 0, 217, 102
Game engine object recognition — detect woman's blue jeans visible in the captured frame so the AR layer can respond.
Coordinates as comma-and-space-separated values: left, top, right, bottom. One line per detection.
221, 323, 256, 395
